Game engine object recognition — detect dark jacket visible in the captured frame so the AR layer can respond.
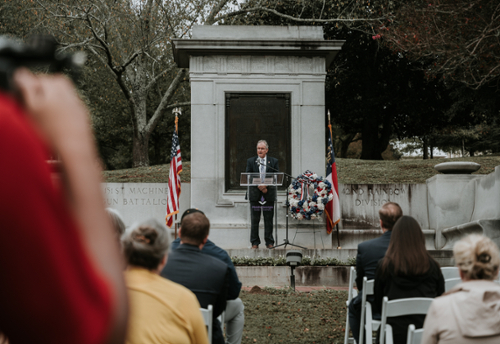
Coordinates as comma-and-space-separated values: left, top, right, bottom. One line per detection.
161, 243, 230, 344
373, 257, 445, 344
245, 155, 279, 202
355, 230, 392, 291
171, 238, 242, 300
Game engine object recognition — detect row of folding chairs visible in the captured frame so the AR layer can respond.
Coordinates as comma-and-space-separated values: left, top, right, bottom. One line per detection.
344, 266, 461, 344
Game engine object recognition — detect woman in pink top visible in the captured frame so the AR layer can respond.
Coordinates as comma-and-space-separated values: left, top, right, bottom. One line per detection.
422, 234, 500, 344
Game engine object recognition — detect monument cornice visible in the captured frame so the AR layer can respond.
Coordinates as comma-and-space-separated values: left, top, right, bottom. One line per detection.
172, 39, 345, 68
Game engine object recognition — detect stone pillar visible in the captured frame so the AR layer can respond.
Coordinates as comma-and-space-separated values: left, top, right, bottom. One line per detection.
172, 26, 344, 249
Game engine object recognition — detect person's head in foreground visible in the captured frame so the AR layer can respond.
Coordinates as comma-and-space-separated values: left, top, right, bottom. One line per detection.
378, 202, 403, 232
454, 234, 500, 281
422, 235, 500, 344
381, 215, 433, 275
179, 210, 210, 248
107, 207, 126, 237
122, 218, 170, 273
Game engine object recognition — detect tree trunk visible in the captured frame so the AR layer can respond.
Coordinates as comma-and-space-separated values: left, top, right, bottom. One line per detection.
340, 133, 356, 158
132, 132, 150, 167
423, 137, 429, 159
360, 117, 383, 160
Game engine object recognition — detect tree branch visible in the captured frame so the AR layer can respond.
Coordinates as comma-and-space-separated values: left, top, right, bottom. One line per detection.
145, 68, 185, 135
213, 6, 389, 24
205, 0, 232, 25
144, 63, 176, 92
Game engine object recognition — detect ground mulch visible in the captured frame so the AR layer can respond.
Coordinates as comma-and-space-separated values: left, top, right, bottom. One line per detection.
103, 156, 500, 184
240, 288, 348, 344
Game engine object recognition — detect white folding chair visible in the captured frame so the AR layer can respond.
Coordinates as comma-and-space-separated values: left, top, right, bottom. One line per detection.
444, 277, 462, 292
380, 297, 433, 344
359, 277, 380, 344
217, 310, 226, 337
344, 266, 358, 344
440, 267, 459, 280
406, 324, 423, 344
200, 305, 213, 344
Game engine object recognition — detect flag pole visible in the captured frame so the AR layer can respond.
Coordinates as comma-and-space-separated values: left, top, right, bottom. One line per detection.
328, 110, 342, 249
174, 109, 179, 228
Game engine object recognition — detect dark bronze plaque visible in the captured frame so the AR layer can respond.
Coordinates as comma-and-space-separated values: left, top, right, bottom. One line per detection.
225, 93, 291, 191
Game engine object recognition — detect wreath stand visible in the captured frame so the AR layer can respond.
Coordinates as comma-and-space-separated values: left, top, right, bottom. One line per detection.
292, 219, 325, 249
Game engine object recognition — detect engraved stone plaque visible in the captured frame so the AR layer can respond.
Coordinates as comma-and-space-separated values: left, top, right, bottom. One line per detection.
225, 93, 291, 191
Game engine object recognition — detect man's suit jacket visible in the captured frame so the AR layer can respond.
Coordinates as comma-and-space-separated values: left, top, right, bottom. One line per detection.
355, 230, 392, 290
161, 243, 230, 344
245, 155, 279, 202
170, 238, 242, 300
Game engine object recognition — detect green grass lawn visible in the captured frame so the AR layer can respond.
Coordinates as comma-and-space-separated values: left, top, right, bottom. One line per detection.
103, 155, 500, 184
240, 288, 348, 344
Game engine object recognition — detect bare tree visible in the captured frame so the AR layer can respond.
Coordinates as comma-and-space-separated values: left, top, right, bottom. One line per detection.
33, 0, 394, 167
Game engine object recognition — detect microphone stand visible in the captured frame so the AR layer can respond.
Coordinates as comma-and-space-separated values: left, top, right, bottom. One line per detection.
256, 160, 306, 250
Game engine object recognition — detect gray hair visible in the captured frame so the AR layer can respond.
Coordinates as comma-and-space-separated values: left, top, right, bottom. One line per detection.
121, 218, 171, 270
257, 140, 269, 149
106, 208, 126, 236
454, 234, 500, 281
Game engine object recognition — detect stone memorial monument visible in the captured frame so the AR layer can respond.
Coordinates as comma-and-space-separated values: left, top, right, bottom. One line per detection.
171, 25, 344, 248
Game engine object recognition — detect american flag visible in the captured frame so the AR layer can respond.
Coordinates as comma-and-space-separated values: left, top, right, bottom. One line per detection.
325, 121, 341, 234
165, 129, 182, 228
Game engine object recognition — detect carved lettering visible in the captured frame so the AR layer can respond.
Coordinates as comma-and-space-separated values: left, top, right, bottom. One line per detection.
106, 198, 118, 206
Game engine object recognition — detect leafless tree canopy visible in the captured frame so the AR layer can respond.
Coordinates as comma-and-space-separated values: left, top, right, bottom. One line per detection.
380, 0, 500, 89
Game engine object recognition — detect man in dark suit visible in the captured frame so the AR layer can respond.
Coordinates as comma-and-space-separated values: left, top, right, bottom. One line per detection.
171, 208, 245, 344
246, 140, 279, 249
348, 202, 402, 344
161, 210, 230, 344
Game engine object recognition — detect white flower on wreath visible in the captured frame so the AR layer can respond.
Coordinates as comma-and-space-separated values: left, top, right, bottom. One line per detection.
297, 213, 303, 220
320, 190, 327, 197
317, 203, 325, 210
311, 214, 317, 220
317, 197, 323, 204
309, 201, 317, 207
328, 194, 334, 201
312, 173, 318, 179
319, 182, 326, 188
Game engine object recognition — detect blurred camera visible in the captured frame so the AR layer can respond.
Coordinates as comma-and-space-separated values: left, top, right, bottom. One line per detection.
0, 34, 85, 92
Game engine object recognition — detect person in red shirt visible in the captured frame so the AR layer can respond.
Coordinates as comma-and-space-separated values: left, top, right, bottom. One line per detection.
0, 69, 128, 344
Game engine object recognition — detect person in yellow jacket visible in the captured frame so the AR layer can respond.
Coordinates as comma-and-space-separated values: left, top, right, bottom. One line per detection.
122, 218, 209, 344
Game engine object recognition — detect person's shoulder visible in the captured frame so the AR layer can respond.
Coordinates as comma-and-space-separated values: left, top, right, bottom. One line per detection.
247, 156, 257, 162
358, 236, 381, 250
203, 240, 231, 261
155, 275, 201, 305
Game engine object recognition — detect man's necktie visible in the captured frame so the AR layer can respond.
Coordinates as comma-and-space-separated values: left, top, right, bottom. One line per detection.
260, 159, 265, 182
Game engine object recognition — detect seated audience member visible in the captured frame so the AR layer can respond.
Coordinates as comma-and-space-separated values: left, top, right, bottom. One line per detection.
171, 208, 245, 344
349, 202, 403, 344
1, 69, 127, 344
122, 219, 209, 344
162, 211, 230, 344
374, 216, 444, 344
422, 234, 500, 344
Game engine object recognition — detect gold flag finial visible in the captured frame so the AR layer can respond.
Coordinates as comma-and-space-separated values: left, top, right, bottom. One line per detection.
173, 107, 182, 133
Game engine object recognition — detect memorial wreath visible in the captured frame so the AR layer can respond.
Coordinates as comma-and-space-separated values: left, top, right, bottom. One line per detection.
287, 170, 333, 220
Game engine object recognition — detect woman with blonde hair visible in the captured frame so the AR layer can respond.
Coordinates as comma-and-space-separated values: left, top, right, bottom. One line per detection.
422, 234, 500, 344
122, 219, 209, 344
